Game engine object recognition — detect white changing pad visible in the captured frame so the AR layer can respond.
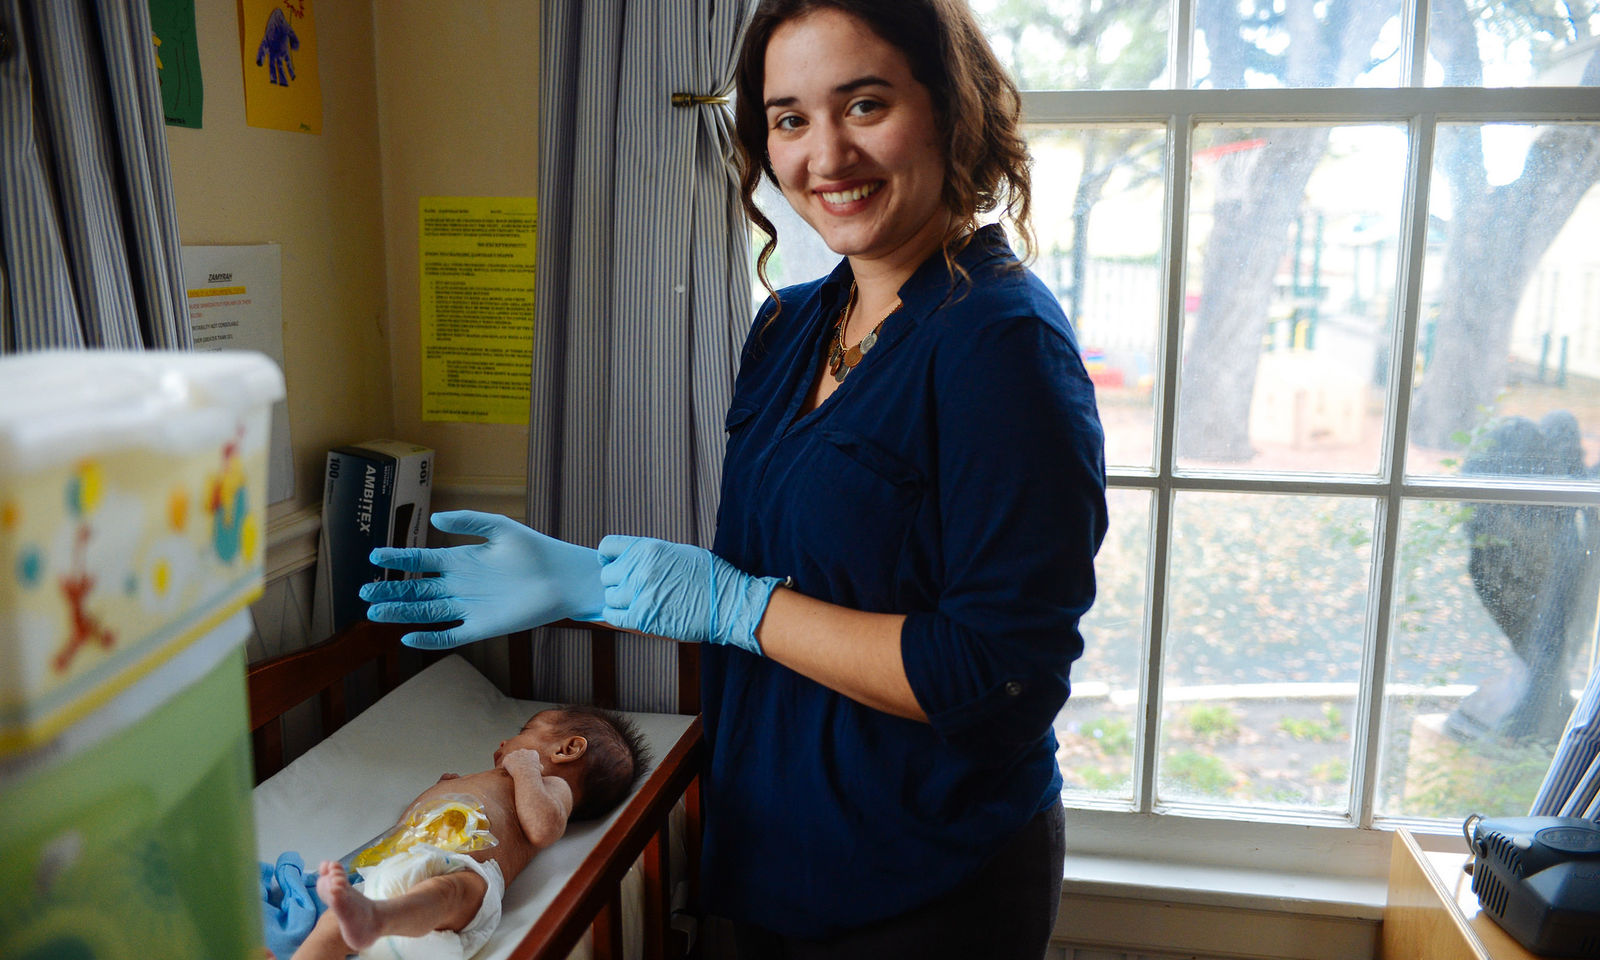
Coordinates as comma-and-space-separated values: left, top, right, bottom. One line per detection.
253, 654, 694, 960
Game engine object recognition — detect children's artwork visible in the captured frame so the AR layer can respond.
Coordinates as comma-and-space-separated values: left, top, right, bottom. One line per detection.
149, 0, 203, 128
237, 0, 321, 134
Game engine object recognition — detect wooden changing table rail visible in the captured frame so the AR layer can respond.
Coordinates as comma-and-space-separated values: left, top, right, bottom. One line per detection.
247, 619, 705, 960
248, 620, 425, 780
521, 715, 705, 960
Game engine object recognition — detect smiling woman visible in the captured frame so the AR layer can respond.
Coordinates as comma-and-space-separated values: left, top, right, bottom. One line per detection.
359, 3, 1107, 957
758, 11, 948, 285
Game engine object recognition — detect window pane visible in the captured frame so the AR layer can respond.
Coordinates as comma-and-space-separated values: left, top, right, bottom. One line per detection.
1407, 123, 1600, 482
1192, 0, 1405, 89
1426, 0, 1600, 87
1179, 125, 1407, 475
1058, 488, 1153, 803
1159, 493, 1375, 811
1377, 498, 1598, 819
1028, 125, 1166, 470
750, 178, 838, 307
973, 0, 1171, 91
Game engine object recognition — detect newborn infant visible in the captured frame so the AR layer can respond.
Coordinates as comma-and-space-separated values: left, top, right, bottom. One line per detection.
291, 705, 648, 960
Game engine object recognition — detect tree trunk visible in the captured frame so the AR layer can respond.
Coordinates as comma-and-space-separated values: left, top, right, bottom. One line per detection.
1177, 127, 1329, 460
1409, 94, 1600, 451
1177, 0, 1394, 460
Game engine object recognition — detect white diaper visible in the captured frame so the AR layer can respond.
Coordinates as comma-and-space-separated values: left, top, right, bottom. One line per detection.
352, 845, 505, 960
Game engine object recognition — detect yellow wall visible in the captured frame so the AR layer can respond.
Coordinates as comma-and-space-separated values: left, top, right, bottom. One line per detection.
166, 2, 540, 656
373, 0, 541, 497
166, 0, 540, 528
167, 0, 392, 521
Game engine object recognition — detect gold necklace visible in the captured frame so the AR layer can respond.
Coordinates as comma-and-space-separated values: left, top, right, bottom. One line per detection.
827, 283, 900, 383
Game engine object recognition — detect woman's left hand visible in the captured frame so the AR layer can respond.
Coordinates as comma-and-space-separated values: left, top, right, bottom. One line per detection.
597, 536, 784, 655
359, 510, 605, 649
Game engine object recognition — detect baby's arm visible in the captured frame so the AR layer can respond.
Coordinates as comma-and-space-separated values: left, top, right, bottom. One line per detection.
500, 749, 573, 849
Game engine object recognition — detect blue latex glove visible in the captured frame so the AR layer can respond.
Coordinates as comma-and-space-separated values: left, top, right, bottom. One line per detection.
360, 510, 605, 649
597, 535, 784, 655
260, 852, 324, 959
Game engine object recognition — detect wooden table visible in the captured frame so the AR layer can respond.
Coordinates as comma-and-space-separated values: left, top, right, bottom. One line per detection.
1382, 828, 1540, 960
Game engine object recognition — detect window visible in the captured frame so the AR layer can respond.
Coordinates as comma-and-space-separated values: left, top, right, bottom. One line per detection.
966, 0, 1600, 863
749, 0, 1600, 878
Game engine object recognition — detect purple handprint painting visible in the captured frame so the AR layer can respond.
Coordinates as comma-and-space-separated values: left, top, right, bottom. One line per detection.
256, 7, 298, 86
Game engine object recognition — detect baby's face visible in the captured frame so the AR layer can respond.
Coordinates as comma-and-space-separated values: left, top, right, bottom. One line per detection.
493, 711, 566, 768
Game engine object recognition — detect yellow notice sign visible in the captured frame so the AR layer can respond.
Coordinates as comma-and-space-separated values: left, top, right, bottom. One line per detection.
238, 0, 321, 134
419, 197, 537, 424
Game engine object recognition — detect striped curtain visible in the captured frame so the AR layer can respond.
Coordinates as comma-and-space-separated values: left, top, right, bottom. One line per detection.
524, 1, 751, 710
0, 0, 188, 353
1530, 665, 1600, 818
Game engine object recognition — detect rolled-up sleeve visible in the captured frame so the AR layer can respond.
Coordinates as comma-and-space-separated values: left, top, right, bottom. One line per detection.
901, 313, 1108, 749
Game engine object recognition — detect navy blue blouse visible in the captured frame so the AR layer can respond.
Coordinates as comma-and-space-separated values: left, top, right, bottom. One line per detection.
702, 224, 1108, 938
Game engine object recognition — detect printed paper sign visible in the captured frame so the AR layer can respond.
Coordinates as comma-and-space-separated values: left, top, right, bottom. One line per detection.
418, 197, 538, 424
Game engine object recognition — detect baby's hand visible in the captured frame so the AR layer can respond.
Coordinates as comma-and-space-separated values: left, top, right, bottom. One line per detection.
501, 748, 543, 779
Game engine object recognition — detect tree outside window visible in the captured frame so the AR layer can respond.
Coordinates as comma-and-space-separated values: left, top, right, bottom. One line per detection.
969, 0, 1600, 831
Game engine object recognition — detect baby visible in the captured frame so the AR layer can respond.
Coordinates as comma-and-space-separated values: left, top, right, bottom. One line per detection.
291, 705, 649, 960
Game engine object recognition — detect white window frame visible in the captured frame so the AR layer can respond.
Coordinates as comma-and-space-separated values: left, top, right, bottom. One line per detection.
1014, 0, 1600, 918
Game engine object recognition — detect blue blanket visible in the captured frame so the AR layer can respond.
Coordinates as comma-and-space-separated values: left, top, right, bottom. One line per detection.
260, 852, 326, 958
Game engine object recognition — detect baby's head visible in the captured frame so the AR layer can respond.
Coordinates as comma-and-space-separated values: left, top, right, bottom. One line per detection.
495, 705, 651, 820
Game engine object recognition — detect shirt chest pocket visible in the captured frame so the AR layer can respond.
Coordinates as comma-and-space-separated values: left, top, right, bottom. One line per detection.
780, 427, 929, 577
723, 402, 760, 468
818, 428, 925, 496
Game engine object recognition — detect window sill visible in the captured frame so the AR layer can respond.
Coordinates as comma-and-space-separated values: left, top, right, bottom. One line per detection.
1055, 855, 1389, 958
1061, 852, 1387, 920
1051, 809, 1472, 958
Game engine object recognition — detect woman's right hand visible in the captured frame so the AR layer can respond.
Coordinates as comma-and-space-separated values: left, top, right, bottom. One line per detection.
359, 510, 605, 649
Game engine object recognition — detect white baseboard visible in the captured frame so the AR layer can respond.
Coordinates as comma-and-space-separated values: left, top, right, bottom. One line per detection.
265, 504, 321, 583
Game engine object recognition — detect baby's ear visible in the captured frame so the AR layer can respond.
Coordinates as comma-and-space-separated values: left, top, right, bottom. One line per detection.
551, 734, 587, 762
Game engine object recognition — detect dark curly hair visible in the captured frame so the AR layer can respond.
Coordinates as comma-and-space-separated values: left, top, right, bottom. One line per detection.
548, 704, 652, 820
733, 0, 1033, 306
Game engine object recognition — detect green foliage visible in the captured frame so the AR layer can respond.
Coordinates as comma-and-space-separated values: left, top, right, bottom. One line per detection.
973, 0, 1169, 91
1072, 766, 1126, 792
1086, 715, 1135, 756
1185, 703, 1242, 742
1401, 735, 1554, 819
1278, 702, 1347, 743
1164, 750, 1236, 797
1312, 757, 1349, 783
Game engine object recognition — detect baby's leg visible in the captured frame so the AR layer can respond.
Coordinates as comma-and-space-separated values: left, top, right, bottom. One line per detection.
317, 859, 488, 950
289, 903, 352, 960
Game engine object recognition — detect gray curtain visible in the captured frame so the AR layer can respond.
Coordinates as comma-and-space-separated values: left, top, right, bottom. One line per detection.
526, 1, 752, 710
1530, 664, 1600, 819
0, 0, 188, 353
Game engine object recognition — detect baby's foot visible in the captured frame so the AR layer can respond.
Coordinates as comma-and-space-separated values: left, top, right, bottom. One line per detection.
316, 860, 383, 950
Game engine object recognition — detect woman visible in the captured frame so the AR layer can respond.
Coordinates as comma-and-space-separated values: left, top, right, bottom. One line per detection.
362, 1, 1107, 955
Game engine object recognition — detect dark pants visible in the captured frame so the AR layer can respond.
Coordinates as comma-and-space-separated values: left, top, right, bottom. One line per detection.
722, 802, 1066, 960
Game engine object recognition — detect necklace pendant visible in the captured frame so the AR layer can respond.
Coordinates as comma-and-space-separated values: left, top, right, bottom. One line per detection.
860, 329, 878, 353
833, 364, 851, 384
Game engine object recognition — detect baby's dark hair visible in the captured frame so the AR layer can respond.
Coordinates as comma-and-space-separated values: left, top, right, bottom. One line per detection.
549, 704, 652, 819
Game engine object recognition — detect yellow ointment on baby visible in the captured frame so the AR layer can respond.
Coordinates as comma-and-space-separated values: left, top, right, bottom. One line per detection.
352, 795, 498, 867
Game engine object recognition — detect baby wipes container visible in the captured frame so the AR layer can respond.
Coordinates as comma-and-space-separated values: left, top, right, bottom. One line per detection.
0, 350, 284, 960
